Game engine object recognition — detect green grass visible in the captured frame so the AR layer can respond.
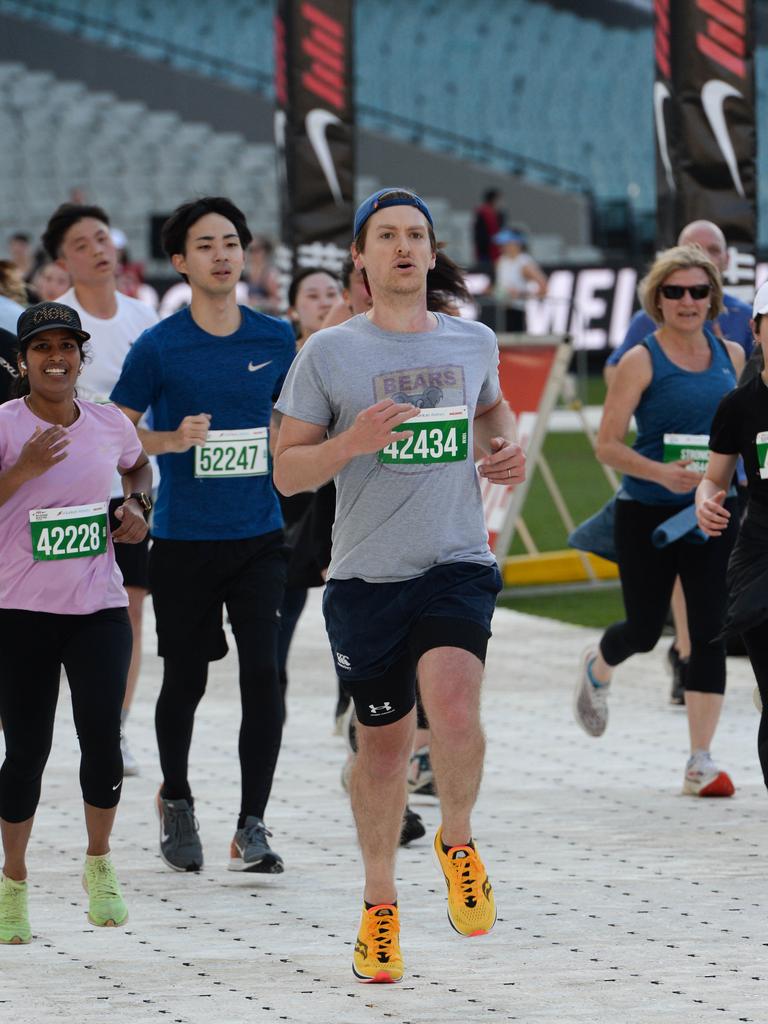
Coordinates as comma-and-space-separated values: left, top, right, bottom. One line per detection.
508, 430, 615, 555
581, 375, 607, 407
498, 587, 625, 628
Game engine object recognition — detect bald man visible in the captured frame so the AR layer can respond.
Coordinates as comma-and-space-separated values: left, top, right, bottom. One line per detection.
604, 220, 752, 387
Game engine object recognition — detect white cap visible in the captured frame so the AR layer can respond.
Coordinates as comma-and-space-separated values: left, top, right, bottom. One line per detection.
753, 280, 768, 316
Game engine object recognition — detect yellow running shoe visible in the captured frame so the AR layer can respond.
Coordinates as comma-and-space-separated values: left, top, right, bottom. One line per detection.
352, 903, 404, 983
434, 827, 496, 936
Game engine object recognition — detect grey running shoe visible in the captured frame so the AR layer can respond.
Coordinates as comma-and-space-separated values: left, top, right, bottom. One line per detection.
228, 816, 284, 873
573, 646, 610, 737
407, 745, 436, 797
120, 730, 140, 777
156, 794, 203, 872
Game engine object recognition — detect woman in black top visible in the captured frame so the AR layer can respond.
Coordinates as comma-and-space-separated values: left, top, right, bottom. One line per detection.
697, 282, 768, 790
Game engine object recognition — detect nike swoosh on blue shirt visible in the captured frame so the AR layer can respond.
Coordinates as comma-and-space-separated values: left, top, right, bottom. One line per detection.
248, 361, 272, 372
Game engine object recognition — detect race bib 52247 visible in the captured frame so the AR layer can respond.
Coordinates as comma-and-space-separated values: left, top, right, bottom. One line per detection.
378, 405, 469, 465
194, 428, 269, 478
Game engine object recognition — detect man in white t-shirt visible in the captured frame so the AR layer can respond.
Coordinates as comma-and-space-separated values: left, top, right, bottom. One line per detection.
42, 203, 158, 775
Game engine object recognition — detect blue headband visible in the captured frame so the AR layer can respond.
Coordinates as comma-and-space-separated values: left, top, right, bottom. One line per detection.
353, 188, 434, 238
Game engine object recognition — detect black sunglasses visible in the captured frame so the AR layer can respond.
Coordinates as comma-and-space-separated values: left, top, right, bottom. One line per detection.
660, 283, 711, 300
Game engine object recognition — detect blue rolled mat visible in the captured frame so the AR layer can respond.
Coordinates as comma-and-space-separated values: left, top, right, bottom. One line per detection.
651, 504, 707, 548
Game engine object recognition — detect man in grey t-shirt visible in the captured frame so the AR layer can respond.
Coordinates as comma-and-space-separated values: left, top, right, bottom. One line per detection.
274, 188, 525, 984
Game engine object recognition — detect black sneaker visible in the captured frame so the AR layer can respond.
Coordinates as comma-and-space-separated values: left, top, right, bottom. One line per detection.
156, 793, 203, 872
667, 644, 687, 706
228, 816, 284, 873
399, 806, 426, 847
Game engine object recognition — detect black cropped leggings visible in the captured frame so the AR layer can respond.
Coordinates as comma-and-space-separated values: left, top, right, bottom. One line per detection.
0, 607, 131, 823
600, 498, 737, 694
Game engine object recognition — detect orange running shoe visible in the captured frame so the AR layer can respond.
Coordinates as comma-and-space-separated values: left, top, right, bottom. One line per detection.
434, 827, 496, 936
352, 903, 404, 983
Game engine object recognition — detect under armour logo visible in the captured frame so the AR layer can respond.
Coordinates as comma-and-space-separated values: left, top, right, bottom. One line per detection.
336, 652, 351, 670
369, 702, 394, 716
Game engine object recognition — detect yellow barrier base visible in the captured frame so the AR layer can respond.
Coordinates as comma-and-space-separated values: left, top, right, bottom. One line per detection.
502, 550, 619, 587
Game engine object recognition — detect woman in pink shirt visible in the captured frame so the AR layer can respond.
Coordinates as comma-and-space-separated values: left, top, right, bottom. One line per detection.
0, 302, 151, 944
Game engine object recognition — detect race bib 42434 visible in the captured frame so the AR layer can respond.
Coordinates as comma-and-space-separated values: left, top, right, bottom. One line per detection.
29, 502, 108, 561
378, 405, 469, 465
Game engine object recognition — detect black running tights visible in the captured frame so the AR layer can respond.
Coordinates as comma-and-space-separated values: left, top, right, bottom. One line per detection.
740, 625, 768, 791
0, 607, 131, 823
600, 499, 737, 693
155, 615, 283, 824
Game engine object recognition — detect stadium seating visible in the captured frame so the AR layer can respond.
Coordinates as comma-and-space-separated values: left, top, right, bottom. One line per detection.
2, 0, 768, 241
0, 60, 279, 270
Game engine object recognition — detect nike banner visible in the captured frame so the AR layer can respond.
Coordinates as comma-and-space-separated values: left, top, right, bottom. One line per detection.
274, 0, 355, 289
654, 0, 757, 291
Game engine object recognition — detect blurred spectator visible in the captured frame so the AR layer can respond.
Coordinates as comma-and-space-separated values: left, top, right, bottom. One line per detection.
493, 228, 548, 332
0, 261, 27, 333
245, 237, 281, 314
473, 189, 505, 271
112, 228, 159, 310
320, 254, 373, 329
7, 233, 33, 281
31, 259, 70, 302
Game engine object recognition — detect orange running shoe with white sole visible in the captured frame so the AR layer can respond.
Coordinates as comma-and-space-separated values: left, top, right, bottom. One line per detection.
434, 827, 496, 936
352, 904, 403, 983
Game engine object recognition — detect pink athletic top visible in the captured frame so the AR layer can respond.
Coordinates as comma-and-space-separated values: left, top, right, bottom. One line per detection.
0, 398, 143, 614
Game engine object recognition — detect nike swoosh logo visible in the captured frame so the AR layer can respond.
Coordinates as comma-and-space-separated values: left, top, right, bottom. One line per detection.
653, 81, 675, 193
305, 108, 344, 205
112, 781, 122, 791
248, 360, 272, 372
701, 79, 745, 198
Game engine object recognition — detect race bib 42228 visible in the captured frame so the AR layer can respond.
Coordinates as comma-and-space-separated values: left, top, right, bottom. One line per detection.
29, 502, 108, 561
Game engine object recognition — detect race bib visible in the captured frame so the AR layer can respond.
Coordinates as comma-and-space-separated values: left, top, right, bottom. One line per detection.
29, 502, 108, 561
194, 428, 269, 478
378, 405, 469, 465
756, 431, 768, 479
663, 434, 710, 474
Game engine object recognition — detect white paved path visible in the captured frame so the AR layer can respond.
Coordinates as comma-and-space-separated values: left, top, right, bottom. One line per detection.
1, 591, 765, 1023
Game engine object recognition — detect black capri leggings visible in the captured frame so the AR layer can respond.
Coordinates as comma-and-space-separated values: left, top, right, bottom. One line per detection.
600, 498, 738, 694
0, 607, 132, 823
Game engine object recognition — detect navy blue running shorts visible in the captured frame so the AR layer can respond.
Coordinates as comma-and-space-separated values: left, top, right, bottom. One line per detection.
323, 561, 502, 727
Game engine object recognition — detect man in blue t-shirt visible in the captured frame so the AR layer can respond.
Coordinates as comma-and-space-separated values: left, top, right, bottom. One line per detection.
604, 220, 752, 388
111, 197, 295, 876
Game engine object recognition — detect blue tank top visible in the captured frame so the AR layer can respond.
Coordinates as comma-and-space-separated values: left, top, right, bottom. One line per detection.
623, 329, 736, 506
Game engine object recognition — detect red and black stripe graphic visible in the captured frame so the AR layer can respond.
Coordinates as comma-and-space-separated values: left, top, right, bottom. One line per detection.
274, 0, 355, 278
654, 0, 756, 287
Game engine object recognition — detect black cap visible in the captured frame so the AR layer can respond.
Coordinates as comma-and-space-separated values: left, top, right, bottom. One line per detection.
17, 302, 90, 345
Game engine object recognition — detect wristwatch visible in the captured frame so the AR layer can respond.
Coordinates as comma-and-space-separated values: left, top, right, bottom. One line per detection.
128, 491, 153, 513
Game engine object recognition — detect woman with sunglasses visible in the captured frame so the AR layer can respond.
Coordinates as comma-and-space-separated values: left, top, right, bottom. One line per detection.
573, 245, 744, 796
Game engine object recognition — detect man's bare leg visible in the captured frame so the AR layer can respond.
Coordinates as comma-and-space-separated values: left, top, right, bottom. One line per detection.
350, 710, 415, 905
418, 648, 484, 847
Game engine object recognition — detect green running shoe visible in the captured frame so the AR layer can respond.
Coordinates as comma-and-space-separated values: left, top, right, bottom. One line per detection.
0, 874, 31, 944
82, 855, 128, 927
